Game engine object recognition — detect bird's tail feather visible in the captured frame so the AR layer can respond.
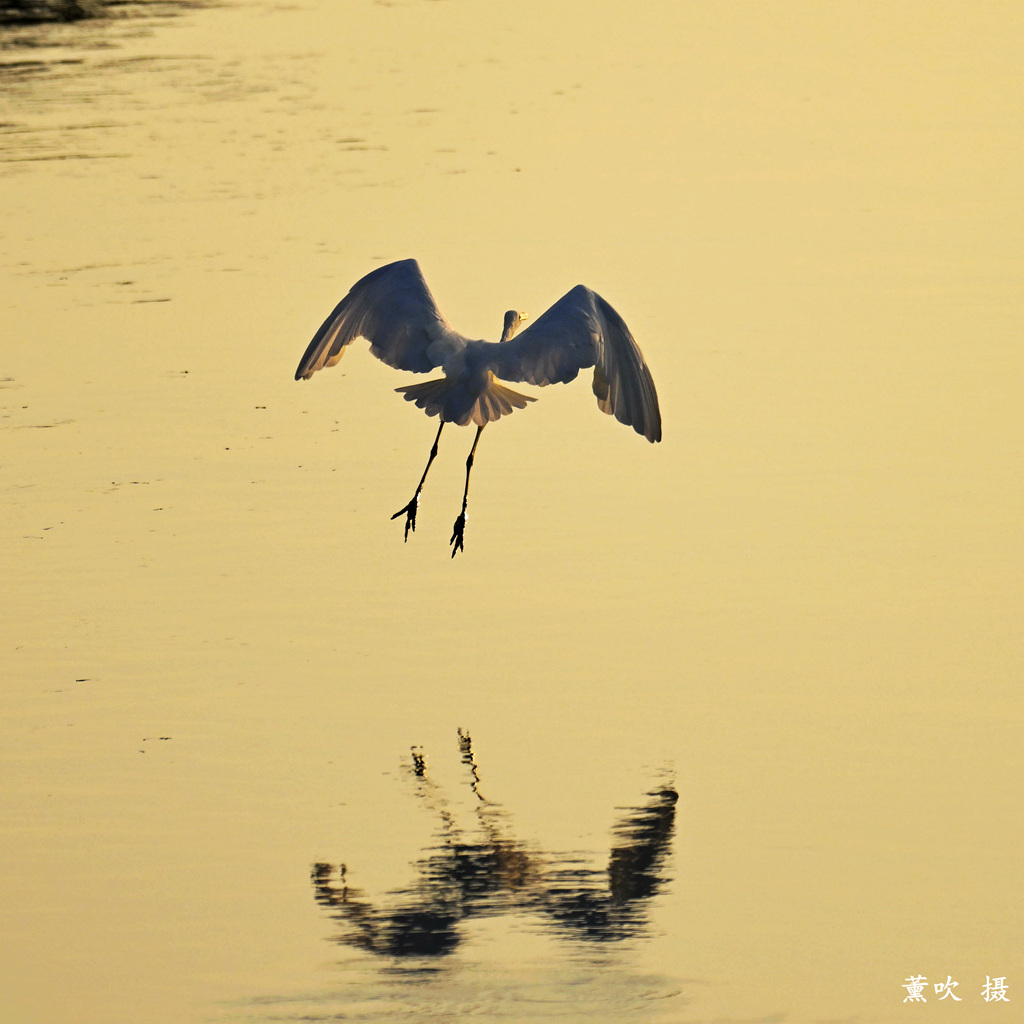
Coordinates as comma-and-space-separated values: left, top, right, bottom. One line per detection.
396, 377, 535, 426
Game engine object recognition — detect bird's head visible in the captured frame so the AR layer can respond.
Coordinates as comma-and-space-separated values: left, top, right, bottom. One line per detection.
501, 309, 529, 343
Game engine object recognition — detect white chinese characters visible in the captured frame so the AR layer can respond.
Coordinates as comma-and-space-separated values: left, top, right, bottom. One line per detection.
982, 976, 1010, 1003
903, 976, 928, 1003
903, 975, 1009, 1003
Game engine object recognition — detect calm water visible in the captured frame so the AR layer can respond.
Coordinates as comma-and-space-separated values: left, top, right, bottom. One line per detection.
2, 2, 1022, 1022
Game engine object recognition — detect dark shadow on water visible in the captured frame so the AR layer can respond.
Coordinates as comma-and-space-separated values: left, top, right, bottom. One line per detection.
0, 0, 222, 167
0, 0, 208, 29
1, 0, 93, 24
312, 730, 678, 961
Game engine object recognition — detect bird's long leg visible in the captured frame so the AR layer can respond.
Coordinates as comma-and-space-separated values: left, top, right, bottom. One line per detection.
391, 419, 445, 541
450, 425, 484, 557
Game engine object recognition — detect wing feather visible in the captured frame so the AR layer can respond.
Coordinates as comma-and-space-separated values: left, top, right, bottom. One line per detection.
489, 285, 661, 442
295, 259, 466, 380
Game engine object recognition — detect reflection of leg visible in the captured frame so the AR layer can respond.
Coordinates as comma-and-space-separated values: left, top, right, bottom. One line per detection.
391, 419, 445, 541
457, 727, 485, 800
450, 425, 483, 557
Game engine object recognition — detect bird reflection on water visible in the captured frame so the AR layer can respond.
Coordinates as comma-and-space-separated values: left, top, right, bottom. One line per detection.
312, 730, 677, 960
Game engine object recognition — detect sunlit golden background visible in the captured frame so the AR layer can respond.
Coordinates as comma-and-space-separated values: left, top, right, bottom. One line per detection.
2, 1, 1022, 1021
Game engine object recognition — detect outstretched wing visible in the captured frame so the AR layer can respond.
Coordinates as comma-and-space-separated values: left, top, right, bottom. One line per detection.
489, 285, 661, 442
295, 259, 467, 380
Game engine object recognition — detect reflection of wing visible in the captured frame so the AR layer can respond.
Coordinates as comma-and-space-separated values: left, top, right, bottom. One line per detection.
295, 259, 468, 380
489, 285, 662, 442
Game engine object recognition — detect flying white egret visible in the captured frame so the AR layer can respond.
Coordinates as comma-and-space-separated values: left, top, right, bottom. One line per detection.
295, 259, 661, 555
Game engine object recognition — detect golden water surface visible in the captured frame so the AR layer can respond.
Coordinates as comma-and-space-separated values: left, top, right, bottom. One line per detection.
2, 2, 1022, 1022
